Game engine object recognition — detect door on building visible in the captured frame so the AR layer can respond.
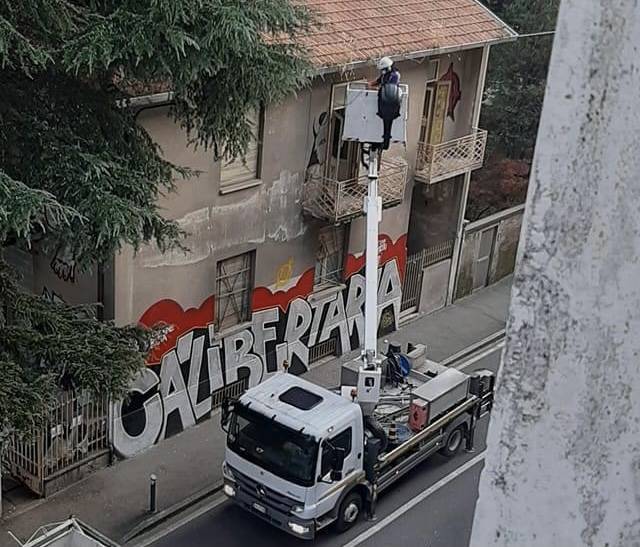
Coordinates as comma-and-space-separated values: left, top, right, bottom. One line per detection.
326, 82, 364, 182
473, 227, 497, 291
419, 80, 450, 147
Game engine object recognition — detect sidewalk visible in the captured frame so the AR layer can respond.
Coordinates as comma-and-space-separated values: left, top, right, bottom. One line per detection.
0, 276, 512, 547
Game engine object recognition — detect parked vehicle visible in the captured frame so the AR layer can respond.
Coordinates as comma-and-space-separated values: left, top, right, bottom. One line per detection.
221, 344, 494, 540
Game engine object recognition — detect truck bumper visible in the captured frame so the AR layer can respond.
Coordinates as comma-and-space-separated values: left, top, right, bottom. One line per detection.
224, 480, 316, 540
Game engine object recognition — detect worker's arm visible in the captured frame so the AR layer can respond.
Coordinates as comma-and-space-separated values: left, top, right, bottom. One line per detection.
368, 75, 382, 89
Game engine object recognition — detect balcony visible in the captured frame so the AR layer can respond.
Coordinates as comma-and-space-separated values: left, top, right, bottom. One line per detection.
415, 129, 488, 184
303, 158, 408, 224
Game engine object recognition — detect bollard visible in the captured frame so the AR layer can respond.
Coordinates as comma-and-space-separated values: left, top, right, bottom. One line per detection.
149, 474, 157, 514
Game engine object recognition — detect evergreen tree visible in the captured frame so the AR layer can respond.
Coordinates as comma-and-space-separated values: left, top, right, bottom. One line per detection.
0, 0, 312, 435
480, 0, 560, 159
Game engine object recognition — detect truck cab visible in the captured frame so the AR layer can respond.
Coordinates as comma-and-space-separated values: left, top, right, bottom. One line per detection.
222, 373, 365, 539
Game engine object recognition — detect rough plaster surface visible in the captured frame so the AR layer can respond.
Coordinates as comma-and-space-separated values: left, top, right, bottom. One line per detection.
471, 2, 640, 546
136, 170, 305, 268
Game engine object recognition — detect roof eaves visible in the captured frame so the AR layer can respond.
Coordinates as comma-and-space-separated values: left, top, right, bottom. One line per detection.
316, 33, 518, 76
469, 0, 519, 40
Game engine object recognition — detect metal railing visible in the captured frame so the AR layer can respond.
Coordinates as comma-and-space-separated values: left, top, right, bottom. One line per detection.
5, 390, 110, 497
400, 241, 455, 313
309, 336, 338, 364
416, 129, 488, 184
303, 158, 408, 223
211, 377, 249, 409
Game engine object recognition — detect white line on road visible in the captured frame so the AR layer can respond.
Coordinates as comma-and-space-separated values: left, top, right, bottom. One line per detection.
130, 494, 228, 547
342, 452, 486, 547
454, 341, 505, 371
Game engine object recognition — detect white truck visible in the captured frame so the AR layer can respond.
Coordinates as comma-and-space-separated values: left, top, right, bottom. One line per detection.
220, 344, 494, 540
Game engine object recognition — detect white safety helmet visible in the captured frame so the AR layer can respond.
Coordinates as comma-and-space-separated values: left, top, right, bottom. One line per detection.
377, 56, 393, 72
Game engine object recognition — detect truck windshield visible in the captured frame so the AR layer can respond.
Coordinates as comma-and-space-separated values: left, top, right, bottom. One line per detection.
228, 405, 319, 487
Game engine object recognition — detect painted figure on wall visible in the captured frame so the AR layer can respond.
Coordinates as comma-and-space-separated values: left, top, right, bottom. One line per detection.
440, 63, 462, 121
306, 111, 329, 178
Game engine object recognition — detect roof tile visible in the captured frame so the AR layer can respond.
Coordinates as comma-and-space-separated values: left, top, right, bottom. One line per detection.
301, 0, 513, 68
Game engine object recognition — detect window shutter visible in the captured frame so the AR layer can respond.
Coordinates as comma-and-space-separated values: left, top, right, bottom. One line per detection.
220, 111, 261, 189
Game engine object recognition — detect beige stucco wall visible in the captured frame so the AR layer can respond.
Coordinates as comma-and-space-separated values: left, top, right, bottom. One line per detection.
112, 48, 486, 327
454, 206, 525, 300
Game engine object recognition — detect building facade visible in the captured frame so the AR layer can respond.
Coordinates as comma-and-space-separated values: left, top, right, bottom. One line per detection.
7, 1, 516, 459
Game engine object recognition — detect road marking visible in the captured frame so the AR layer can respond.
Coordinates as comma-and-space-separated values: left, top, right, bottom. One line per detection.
454, 341, 505, 371
130, 494, 228, 547
342, 452, 486, 547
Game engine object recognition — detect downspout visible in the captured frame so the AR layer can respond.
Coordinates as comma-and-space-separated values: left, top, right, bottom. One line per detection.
446, 44, 491, 305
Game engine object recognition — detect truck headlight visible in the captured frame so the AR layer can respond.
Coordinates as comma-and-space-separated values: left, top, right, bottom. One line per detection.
291, 505, 305, 514
223, 483, 236, 497
288, 522, 310, 535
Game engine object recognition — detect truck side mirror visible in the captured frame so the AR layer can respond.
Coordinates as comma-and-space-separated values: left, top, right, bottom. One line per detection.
221, 398, 234, 432
330, 447, 346, 482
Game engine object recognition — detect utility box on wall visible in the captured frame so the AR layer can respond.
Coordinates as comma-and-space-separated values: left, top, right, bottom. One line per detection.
342, 84, 409, 144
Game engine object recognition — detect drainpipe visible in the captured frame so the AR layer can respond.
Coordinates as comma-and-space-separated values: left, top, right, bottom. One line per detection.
446, 44, 491, 305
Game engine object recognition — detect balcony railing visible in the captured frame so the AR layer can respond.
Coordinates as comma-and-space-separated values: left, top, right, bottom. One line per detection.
303, 158, 408, 223
416, 129, 488, 184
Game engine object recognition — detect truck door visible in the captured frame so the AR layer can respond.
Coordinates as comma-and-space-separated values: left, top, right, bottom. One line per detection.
313, 427, 357, 518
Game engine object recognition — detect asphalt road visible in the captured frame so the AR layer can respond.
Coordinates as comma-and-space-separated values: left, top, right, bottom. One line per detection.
149, 346, 502, 547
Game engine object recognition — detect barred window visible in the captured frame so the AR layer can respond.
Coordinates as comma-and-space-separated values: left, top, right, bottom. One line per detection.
215, 251, 255, 331
314, 225, 347, 287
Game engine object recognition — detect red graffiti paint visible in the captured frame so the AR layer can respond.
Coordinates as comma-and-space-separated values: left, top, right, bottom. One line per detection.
139, 296, 215, 364
252, 269, 315, 312
440, 63, 462, 121
139, 233, 407, 363
344, 234, 407, 281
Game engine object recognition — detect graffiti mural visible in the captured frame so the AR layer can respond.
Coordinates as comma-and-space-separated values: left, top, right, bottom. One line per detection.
440, 63, 462, 121
111, 235, 407, 458
306, 110, 329, 178
50, 246, 77, 282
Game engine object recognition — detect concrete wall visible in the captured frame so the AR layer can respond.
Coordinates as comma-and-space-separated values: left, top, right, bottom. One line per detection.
455, 205, 524, 300
107, 47, 487, 456
407, 175, 464, 253
3, 243, 101, 314
419, 259, 451, 314
472, 2, 640, 544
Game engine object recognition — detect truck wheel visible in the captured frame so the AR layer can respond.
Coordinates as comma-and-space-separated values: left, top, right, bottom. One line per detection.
439, 425, 465, 458
335, 491, 362, 532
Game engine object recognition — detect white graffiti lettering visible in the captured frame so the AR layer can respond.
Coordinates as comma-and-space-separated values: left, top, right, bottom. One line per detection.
113, 260, 402, 457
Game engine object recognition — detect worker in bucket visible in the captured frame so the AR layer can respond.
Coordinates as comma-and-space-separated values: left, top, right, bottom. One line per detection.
369, 56, 401, 87
370, 57, 402, 150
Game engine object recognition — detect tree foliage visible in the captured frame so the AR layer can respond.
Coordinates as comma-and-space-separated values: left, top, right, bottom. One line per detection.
480, 0, 560, 159
0, 0, 312, 435
469, 0, 560, 220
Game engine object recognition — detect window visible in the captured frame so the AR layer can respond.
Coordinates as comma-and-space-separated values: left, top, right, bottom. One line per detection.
228, 405, 319, 487
279, 387, 323, 411
314, 225, 347, 287
326, 83, 362, 182
220, 109, 264, 193
426, 59, 440, 82
215, 251, 254, 331
321, 427, 353, 477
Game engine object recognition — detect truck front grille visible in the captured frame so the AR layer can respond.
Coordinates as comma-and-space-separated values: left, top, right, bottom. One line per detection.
230, 465, 302, 516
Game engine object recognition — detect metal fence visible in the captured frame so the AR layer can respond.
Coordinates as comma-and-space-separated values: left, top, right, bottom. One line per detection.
401, 240, 455, 313
5, 390, 110, 497
309, 336, 338, 364
211, 377, 249, 409
303, 158, 409, 223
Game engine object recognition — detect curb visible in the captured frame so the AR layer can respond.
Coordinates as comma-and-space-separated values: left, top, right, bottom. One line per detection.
439, 329, 506, 367
121, 481, 224, 544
